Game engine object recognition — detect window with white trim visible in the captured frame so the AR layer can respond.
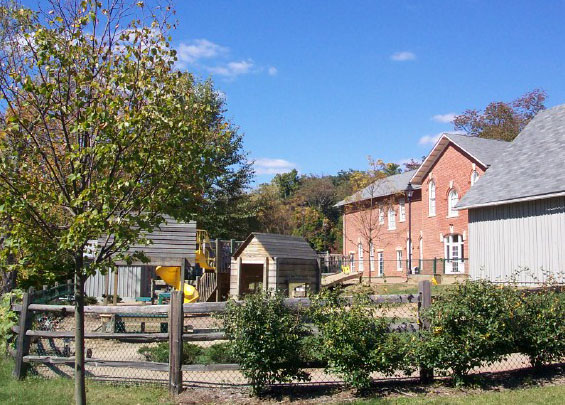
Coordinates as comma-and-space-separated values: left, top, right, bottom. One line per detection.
377, 251, 384, 276
369, 242, 375, 272
388, 207, 396, 230
396, 249, 403, 271
444, 234, 464, 273
358, 242, 364, 272
399, 198, 406, 222
378, 208, 384, 225
448, 189, 459, 217
428, 180, 436, 216
471, 170, 479, 186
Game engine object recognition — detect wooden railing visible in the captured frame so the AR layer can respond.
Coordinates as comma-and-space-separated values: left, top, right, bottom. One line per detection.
196, 272, 217, 303
9, 284, 430, 394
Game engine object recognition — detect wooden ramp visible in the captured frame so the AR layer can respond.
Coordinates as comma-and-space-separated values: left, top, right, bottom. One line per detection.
322, 272, 362, 288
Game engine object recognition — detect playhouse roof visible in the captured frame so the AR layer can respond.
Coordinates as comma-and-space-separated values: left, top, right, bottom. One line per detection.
233, 233, 318, 260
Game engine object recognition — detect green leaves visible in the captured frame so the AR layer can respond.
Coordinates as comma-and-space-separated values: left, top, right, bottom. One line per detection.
220, 291, 310, 395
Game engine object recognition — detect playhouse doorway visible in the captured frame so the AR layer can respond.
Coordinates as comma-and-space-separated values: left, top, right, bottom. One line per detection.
239, 263, 264, 296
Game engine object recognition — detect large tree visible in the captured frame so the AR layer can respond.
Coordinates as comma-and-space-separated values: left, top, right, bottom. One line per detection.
0, 1, 248, 402
453, 89, 547, 141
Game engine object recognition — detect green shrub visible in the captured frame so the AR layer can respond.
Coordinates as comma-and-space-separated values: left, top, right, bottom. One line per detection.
205, 342, 237, 364
418, 280, 518, 383
220, 290, 309, 395
310, 290, 413, 390
138, 342, 203, 364
0, 289, 23, 352
514, 289, 565, 367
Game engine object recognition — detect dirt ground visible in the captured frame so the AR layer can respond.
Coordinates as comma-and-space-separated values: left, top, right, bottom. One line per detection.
176, 364, 565, 405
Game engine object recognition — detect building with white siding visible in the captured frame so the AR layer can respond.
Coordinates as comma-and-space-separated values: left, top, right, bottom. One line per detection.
457, 105, 565, 283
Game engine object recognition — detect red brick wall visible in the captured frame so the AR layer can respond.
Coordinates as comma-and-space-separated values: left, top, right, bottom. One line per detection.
343, 143, 486, 279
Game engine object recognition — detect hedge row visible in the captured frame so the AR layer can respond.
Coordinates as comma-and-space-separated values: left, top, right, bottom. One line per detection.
221, 281, 565, 394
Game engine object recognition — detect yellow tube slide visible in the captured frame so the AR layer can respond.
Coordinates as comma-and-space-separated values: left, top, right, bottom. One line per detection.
155, 266, 199, 303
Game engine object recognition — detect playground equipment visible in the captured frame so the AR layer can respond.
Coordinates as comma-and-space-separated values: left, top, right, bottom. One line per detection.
196, 229, 216, 271
155, 266, 199, 303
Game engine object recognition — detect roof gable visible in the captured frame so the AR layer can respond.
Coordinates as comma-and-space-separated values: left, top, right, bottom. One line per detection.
233, 233, 318, 260
410, 133, 510, 185
457, 104, 565, 209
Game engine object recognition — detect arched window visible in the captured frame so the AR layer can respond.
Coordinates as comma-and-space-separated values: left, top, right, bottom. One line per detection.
470, 170, 479, 186
428, 180, 436, 216
448, 189, 459, 217
444, 234, 465, 273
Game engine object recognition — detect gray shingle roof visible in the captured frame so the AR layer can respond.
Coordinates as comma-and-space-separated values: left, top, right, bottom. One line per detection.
233, 233, 318, 260
410, 133, 510, 184
335, 170, 419, 207
443, 133, 509, 166
457, 104, 565, 209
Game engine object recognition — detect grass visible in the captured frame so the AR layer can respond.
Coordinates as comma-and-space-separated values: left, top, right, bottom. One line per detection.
343, 282, 452, 296
352, 384, 565, 404
0, 358, 173, 405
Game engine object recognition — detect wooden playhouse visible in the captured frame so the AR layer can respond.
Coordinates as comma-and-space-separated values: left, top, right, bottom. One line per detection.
229, 233, 321, 298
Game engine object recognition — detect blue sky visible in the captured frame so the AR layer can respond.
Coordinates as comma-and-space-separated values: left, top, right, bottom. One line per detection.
29, 1, 565, 184
168, 1, 565, 184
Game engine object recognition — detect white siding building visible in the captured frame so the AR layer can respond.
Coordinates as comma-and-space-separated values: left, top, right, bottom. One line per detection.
457, 105, 565, 283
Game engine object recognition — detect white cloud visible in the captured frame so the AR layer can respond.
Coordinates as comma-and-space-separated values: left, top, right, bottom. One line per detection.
268, 66, 278, 76
419, 131, 466, 146
390, 51, 416, 62
432, 113, 457, 123
176, 39, 228, 66
254, 158, 297, 175
207, 60, 255, 78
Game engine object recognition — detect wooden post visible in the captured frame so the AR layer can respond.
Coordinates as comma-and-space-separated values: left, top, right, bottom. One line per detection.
263, 257, 269, 291
104, 270, 110, 305
236, 257, 242, 297
215, 239, 221, 302
418, 280, 433, 383
13, 288, 34, 379
113, 268, 119, 305
169, 290, 183, 395
316, 258, 322, 293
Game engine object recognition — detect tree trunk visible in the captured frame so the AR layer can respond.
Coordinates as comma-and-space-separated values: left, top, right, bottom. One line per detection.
74, 260, 86, 405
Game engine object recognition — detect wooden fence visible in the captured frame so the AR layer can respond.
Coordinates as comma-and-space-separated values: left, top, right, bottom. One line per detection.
9, 281, 431, 394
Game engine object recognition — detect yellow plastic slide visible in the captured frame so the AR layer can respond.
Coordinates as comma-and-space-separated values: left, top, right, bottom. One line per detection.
155, 266, 199, 304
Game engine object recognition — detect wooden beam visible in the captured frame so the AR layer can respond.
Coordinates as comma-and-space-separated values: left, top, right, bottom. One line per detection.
26, 330, 169, 341
23, 356, 169, 371
182, 332, 225, 342
27, 304, 169, 314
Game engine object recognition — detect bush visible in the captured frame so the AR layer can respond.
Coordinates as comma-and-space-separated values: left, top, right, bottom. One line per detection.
205, 342, 237, 364
418, 280, 518, 382
220, 290, 309, 395
138, 342, 203, 364
310, 290, 413, 390
514, 288, 565, 367
0, 289, 22, 352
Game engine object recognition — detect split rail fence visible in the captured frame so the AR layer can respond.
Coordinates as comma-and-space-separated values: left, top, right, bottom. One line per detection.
8, 281, 542, 393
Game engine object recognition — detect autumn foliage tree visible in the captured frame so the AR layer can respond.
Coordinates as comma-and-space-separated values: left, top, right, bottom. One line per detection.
453, 89, 547, 141
0, 1, 249, 403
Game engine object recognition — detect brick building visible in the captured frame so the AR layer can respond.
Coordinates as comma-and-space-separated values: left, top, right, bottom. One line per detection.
337, 133, 508, 282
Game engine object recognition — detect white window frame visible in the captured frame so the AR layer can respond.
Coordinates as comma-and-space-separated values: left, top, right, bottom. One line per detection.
444, 234, 464, 274
377, 250, 384, 276
447, 189, 459, 217
471, 170, 479, 186
398, 198, 406, 222
388, 207, 396, 230
369, 242, 375, 272
358, 242, 364, 273
428, 180, 436, 217
396, 249, 403, 271
378, 208, 385, 225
